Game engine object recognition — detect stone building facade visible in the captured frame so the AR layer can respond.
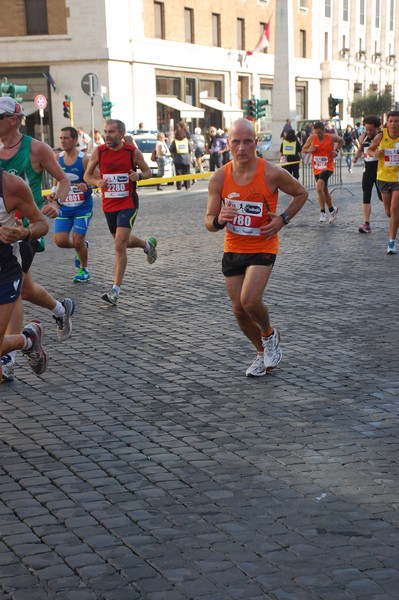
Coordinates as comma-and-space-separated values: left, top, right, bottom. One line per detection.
0, 0, 397, 145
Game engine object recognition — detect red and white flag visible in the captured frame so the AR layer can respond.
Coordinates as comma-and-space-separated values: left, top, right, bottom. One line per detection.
246, 21, 270, 56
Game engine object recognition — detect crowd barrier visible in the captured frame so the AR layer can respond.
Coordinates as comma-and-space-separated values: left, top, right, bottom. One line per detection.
42, 155, 347, 195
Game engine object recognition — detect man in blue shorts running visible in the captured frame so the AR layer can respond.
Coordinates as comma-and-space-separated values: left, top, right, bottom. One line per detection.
48, 127, 94, 282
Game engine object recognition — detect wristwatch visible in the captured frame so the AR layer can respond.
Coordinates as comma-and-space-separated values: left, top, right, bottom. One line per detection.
54, 198, 63, 207
280, 211, 291, 225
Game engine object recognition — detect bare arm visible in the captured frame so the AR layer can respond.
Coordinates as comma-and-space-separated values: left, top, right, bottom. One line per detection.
0, 172, 48, 244
30, 140, 70, 218
353, 132, 366, 162
131, 148, 151, 182
84, 147, 103, 187
366, 132, 383, 158
205, 168, 237, 231
301, 134, 314, 153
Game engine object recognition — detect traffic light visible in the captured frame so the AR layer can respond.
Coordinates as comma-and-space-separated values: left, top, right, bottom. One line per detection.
1, 78, 27, 103
242, 99, 250, 116
328, 94, 339, 117
256, 99, 268, 119
63, 95, 72, 119
102, 97, 113, 118
247, 98, 256, 119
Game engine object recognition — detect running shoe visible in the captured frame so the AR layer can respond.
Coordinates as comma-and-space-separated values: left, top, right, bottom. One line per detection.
53, 298, 75, 342
145, 237, 157, 264
101, 289, 119, 305
245, 353, 266, 377
262, 328, 282, 371
319, 212, 327, 223
74, 240, 90, 269
329, 207, 339, 223
359, 223, 372, 234
1, 354, 15, 382
21, 321, 48, 375
73, 268, 90, 283
387, 240, 397, 255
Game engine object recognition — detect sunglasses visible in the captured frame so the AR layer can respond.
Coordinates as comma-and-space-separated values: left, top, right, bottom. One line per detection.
0, 113, 13, 120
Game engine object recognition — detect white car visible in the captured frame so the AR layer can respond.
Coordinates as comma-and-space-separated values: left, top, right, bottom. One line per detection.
132, 134, 175, 184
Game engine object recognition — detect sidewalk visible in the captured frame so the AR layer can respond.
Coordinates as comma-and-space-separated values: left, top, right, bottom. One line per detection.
1, 166, 398, 600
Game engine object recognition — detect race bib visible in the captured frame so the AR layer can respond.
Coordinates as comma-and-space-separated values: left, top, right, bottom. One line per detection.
224, 199, 265, 236
103, 173, 130, 198
384, 148, 399, 166
64, 185, 85, 207
314, 156, 328, 170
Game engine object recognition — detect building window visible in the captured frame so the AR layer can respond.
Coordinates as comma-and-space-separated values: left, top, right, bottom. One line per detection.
259, 22, 268, 53
375, 0, 380, 28
237, 18, 245, 50
324, 32, 329, 61
25, 0, 48, 35
212, 13, 221, 47
299, 30, 306, 58
343, 0, 349, 21
154, 2, 164, 39
354, 83, 362, 95
184, 8, 194, 43
299, 0, 308, 10
325, 0, 331, 18
360, 0, 365, 25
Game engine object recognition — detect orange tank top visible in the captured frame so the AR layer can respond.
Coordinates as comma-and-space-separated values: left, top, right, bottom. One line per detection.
311, 133, 335, 174
221, 158, 279, 254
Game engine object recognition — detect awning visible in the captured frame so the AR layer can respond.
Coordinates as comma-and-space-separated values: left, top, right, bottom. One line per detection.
200, 98, 243, 115
156, 96, 204, 119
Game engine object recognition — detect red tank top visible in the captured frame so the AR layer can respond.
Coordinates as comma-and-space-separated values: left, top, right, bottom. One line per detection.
221, 158, 279, 254
311, 133, 335, 174
98, 143, 138, 212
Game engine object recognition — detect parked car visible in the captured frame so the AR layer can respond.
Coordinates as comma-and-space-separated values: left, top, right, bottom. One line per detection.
132, 134, 175, 183
256, 132, 272, 157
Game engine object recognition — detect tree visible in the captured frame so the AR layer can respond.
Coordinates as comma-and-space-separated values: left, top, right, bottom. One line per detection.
351, 91, 393, 119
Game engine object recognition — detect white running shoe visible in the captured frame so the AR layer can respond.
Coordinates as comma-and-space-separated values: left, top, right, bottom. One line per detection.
246, 353, 266, 377
329, 207, 339, 223
102, 289, 119, 305
262, 328, 282, 371
319, 212, 327, 223
387, 240, 397, 254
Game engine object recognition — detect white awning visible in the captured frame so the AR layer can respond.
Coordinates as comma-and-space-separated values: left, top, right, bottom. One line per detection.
200, 98, 243, 116
156, 96, 204, 119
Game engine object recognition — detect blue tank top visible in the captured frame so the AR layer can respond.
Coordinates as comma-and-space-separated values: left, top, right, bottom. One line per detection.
58, 151, 93, 212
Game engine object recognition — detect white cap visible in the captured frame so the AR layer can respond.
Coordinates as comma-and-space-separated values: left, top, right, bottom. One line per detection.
0, 97, 25, 116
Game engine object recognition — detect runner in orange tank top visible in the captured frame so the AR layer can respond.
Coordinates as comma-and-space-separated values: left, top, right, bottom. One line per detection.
302, 121, 343, 224
205, 118, 308, 378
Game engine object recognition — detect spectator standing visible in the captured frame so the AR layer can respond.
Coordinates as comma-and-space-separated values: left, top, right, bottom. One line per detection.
170, 123, 192, 190
77, 127, 91, 153
280, 119, 292, 138
191, 127, 206, 172
208, 126, 227, 171
342, 124, 359, 172
279, 128, 302, 179
325, 120, 338, 135
155, 131, 170, 191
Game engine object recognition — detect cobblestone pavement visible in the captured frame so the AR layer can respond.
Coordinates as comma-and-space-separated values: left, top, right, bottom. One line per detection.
1, 163, 398, 599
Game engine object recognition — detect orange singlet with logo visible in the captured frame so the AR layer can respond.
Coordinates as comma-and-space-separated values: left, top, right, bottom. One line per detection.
221, 157, 279, 254
311, 133, 335, 175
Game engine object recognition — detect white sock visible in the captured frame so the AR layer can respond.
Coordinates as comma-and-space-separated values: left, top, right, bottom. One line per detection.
52, 300, 65, 317
22, 334, 33, 351
112, 285, 120, 295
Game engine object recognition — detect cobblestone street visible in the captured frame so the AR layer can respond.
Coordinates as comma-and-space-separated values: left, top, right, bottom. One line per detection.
1, 164, 399, 599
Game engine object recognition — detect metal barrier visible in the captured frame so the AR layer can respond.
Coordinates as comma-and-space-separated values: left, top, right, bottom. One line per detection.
301, 155, 343, 191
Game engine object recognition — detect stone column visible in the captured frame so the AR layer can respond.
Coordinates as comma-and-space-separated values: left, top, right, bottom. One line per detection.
271, 0, 296, 156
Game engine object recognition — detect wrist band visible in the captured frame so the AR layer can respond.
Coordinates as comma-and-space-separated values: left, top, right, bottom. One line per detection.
24, 228, 32, 242
213, 216, 226, 230
51, 186, 57, 195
